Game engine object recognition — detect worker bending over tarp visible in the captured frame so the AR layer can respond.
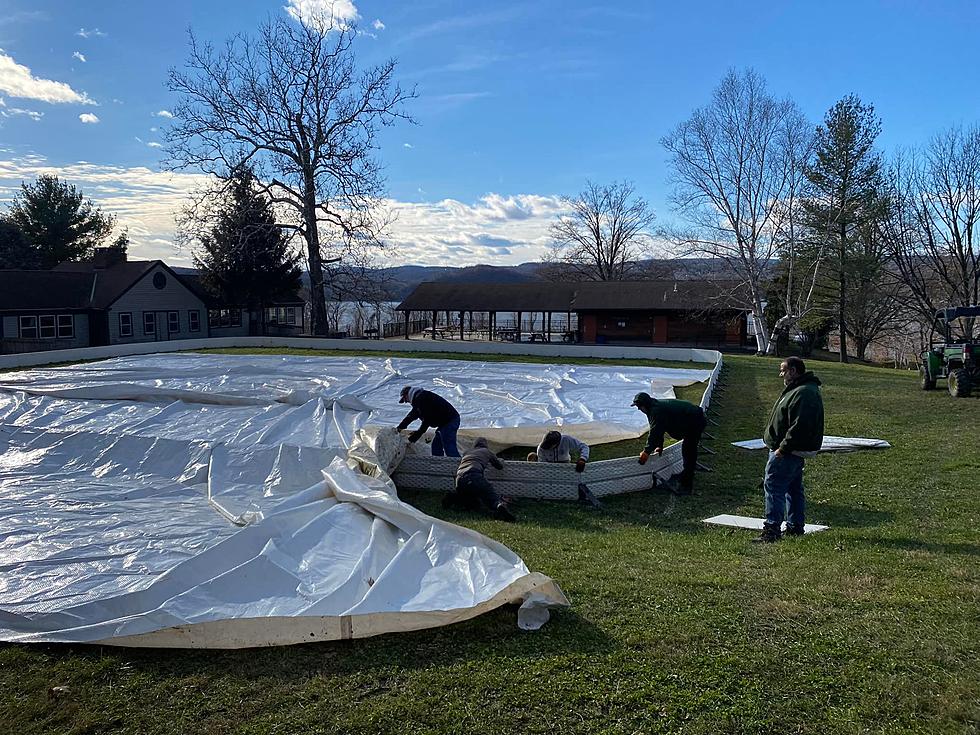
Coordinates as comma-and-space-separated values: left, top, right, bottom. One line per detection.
527, 430, 590, 473
396, 385, 462, 457
632, 391, 706, 495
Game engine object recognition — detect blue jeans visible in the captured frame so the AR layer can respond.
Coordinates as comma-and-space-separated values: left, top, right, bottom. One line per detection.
431, 416, 461, 457
763, 450, 805, 529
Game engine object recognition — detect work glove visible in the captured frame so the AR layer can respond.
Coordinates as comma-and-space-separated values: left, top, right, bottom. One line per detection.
575, 457, 587, 473
408, 430, 424, 443
638, 451, 649, 465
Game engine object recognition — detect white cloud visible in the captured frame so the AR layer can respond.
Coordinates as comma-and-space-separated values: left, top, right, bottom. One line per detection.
372, 19, 385, 30
403, 142, 413, 149
79, 113, 99, 124
153, 109, 174, 118
285, 0, 359, 27
146, 142, 162, 148
149, 126, 157, 132
0, 155, 210, 265
0, 98, 43, 120
76, 28, 107, 39
0, 51, 96, 105
380, 193, 569, 266
72, 51, 86, 63
0, 154, 569, 267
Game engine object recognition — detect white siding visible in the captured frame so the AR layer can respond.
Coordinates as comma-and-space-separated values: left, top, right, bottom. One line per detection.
108, 265, 208, 344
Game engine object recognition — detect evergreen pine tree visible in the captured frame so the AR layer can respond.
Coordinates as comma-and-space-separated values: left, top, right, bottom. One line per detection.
6, 175, 115, 268
804, 96, 885, 362
193, 167, 302, 334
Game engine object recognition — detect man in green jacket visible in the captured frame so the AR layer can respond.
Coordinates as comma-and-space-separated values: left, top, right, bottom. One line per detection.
755, 356, 825, 543
632, 392, 706, 495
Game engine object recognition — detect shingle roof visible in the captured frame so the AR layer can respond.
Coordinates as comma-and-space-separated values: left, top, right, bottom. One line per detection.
53, 260, 158, 309
396, 280, 749, 312
0, 270, 95, 310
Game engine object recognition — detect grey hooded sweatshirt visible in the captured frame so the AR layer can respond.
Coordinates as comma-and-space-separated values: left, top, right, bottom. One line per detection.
455, 438, 504, 479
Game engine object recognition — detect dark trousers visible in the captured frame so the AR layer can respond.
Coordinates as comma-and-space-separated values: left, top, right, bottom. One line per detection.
678, 411, 707, 489
451, 471, 501, 511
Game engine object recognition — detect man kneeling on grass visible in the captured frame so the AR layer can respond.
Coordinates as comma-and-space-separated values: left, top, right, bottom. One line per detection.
527, 430, 589, 473
443, 438, 516, 522
754, 356, 825, 544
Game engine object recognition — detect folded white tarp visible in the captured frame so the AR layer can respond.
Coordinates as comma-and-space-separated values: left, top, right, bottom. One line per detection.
731, 437, 891, 452
0, 353, 709, 647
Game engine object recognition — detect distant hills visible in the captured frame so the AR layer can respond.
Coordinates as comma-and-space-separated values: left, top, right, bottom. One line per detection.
177, 259, 746, 302
375, 259, 742, 300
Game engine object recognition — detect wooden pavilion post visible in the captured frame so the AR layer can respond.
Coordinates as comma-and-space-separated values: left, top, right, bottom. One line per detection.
459, 311, 465, 341
404, 310, 411, 340
431, 310, 437, 339
516, 311, 522, 342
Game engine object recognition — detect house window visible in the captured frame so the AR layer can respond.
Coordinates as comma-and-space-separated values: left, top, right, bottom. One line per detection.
144, 312, 156, 335
286, 307, 296, 325
18, 315, 38, 339
265, 307, 278, 325
57, 314, 74, 338
189, 310, 200, 332
168, 311, 180, 333
39, 315, 57, 338
119, 312, 133, 337
209, 309, 240, 328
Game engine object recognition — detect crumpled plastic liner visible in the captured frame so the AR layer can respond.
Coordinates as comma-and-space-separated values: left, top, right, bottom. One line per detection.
731, 437, 891, 452
0, 353, 710, 447
0, 353, 709, 647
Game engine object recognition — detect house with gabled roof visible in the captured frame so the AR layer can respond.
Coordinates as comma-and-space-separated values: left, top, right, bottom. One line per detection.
0, 248, 306, 353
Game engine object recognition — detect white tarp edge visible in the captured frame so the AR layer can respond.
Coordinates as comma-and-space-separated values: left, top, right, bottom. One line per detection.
731, 437, 891, 452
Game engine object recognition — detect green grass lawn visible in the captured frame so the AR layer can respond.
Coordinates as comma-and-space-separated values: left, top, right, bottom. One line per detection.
2, 351, 978, 734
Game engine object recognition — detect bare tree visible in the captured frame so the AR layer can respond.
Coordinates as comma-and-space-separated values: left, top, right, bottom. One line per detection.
765, 112, 821, 354
883, 127, 980, 339
166, 14, 414, 335
662, 69, 806, 353
544, 180, 655, 281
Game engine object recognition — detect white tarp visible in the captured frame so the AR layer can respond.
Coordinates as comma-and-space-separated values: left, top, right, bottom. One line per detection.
0, 353, 709, 647
702, 514, 829, 534
731, 437, 891, 452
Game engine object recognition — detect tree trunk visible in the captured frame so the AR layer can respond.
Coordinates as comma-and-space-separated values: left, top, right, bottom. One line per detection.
303, 185, 329, 336
751, 290, 770, 354
838, 222, 849, 363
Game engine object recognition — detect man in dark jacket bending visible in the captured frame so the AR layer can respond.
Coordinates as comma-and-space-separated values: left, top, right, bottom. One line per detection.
396, 385, 461, 457
443, 437, 516, 522
755, 356, 824, 543
632, 391, 706, 495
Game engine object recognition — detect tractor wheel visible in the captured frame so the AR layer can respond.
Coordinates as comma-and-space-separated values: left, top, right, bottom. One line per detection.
919, 366, 936, 390
948, 368, 972, 398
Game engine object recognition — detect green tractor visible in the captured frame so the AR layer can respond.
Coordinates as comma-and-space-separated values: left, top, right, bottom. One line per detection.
920, 306, 980, 398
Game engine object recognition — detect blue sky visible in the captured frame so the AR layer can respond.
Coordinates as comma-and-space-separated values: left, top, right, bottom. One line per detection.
1, 0, 979, 266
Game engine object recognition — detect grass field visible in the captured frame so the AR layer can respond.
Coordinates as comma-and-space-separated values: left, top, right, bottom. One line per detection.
1, 350, 978, 734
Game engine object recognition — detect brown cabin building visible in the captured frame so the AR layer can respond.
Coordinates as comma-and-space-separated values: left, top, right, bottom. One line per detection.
395, 280, 752, 348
